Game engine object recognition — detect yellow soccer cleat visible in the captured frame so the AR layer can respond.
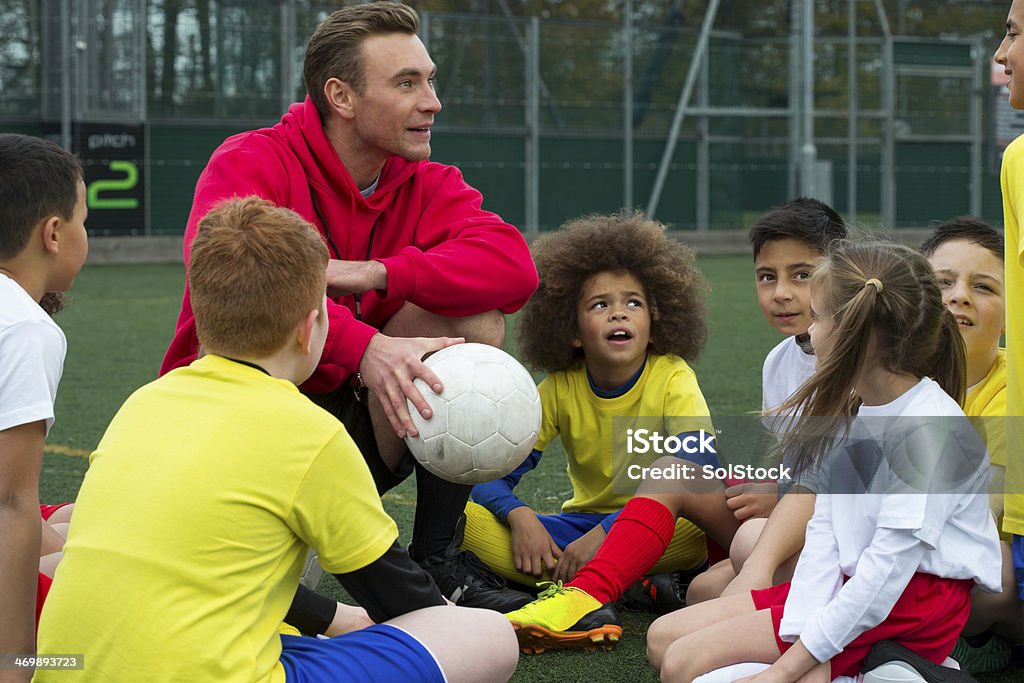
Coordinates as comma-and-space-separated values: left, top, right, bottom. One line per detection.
504, 582, 623, 654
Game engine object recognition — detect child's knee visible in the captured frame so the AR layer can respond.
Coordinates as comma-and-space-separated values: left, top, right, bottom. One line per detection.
686, 565, 730, 605
475, 609, 519, 678
646, 616, 674, 670
729, 518, 767, 571
656, 638, 696, 682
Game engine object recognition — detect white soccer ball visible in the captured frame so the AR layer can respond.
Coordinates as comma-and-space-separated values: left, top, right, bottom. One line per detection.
404, 343, 541, 485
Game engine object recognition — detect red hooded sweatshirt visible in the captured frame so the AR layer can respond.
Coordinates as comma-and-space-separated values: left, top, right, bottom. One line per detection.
160, 97, 538, 394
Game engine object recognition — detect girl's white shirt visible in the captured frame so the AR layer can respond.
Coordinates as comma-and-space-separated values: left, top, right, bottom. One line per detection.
778, 377, 1002, 662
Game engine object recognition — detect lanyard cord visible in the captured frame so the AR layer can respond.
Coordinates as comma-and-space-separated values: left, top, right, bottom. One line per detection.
308, 186, 379, 321
309, 187, 341, 259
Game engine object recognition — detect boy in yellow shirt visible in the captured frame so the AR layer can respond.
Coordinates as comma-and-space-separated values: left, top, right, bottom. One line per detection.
463, 213, 715, 608
923, 217, 1021, 673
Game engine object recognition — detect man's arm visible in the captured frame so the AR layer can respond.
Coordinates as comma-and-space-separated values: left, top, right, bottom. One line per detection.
370, 165, 538, 318
0, 422, 45, 682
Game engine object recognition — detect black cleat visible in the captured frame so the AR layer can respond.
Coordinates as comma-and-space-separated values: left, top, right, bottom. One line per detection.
419, 516, 532, 612
862, 640, 979, 683
618, 560, 708, 615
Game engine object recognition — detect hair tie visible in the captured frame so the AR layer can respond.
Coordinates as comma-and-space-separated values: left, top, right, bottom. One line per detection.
864, 278, 884, 294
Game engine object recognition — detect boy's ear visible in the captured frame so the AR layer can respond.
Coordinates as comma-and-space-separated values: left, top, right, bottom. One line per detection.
40, 216, 62, 255
324, 78, 357, 120
298, 308, 320, 355
571, 334, 582, 349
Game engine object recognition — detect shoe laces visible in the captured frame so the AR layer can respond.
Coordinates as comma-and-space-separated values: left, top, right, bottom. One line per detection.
533, 580, 571, 601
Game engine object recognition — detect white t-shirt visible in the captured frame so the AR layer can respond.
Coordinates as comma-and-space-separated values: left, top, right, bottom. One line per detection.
0, 274, 66, 434
761, 336, 817, 414
779, 378, 1002, 662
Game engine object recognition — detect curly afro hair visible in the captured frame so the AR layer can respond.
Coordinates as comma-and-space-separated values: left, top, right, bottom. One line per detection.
516, 212, 708, 373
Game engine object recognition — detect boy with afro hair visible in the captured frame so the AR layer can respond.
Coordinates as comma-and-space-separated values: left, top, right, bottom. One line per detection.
464, 213, 733, 651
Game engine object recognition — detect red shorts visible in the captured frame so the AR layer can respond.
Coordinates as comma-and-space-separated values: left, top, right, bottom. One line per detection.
36, 573, 53, 632
751, 573, 972, 679
40, 502, 72, 521
37, 503, 70, 630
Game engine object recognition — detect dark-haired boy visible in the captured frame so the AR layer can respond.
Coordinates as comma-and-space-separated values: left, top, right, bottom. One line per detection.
686, 197, 848, 604
37, 197, 518, 683
750, 197, 848, 415
0, 133, 87, 673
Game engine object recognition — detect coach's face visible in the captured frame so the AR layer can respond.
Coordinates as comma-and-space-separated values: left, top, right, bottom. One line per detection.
996, 0, 1024, 109
348, 32, 442, 167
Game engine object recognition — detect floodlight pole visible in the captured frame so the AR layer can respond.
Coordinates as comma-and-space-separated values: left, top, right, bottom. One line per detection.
624, 0, 634, 210
525, 17, 540, 235
798, 0, 817, 198
60, 0, 71, 151
645, 0, 722, 221
847, 0, 858, 226
873, 0, 895, 229
970, 39, 984, 217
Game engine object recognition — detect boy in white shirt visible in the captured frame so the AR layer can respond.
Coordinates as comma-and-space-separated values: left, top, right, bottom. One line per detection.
687, 197, 847, 602
0, 133, 88, 673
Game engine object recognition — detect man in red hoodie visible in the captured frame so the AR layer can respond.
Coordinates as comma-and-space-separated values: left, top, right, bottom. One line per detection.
161, 2, 538, 615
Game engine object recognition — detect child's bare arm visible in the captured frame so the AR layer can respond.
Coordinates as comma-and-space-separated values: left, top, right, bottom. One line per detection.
0, 422, 45, 680
722, 490, 815, 596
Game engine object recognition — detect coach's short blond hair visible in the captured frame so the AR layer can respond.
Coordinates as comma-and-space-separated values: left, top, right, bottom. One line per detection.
189, 196, 327, 357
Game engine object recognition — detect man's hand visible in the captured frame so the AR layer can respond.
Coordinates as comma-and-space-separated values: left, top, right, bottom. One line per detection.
508, 507, 561, 578
326, 259, 387, 298
358, 333, 464, 438
724, 482, 779, 521
551, 524, 606, 582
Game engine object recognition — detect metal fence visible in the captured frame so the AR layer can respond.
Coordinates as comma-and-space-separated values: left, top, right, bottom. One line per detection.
0, 0, 1009, 235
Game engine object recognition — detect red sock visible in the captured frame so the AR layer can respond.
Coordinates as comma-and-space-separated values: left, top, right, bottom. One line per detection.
568, 497, 675, 604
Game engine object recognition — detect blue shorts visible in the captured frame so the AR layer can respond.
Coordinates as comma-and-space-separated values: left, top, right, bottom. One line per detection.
279, 624, 444, 683
537, 512, 609, 548
1013, 535, 1024, 600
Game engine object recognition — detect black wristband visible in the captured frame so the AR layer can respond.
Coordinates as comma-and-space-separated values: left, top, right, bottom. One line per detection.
284, 584, 337, 636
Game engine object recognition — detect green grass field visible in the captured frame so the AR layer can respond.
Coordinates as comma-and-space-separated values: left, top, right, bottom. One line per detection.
41, 257, 1021, 682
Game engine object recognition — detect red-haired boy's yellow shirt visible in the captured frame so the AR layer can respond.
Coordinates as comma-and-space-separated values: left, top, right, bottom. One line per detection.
36, 355, 397, 682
